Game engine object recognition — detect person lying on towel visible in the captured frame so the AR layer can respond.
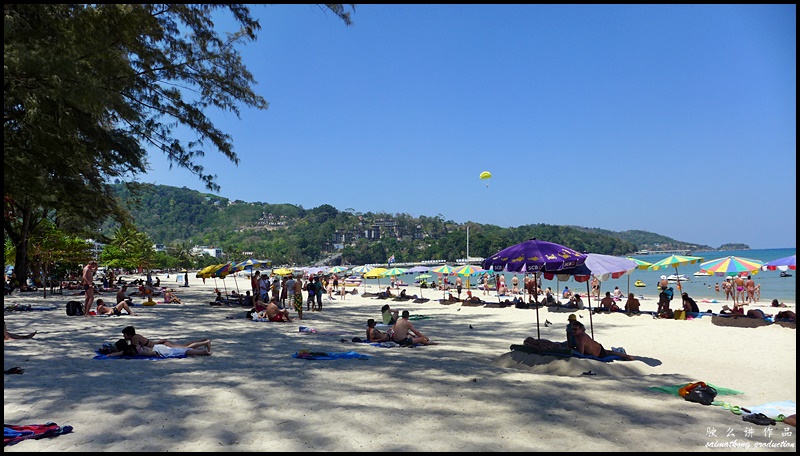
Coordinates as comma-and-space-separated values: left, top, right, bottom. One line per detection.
571, 320, 635, 361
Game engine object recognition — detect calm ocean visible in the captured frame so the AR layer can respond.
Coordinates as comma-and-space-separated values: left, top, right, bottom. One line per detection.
363, 248, 796, 303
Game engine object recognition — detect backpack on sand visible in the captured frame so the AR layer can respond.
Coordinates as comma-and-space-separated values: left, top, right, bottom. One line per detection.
66, 300, 84, 316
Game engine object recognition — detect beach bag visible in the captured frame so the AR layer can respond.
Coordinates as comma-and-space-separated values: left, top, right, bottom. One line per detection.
681, 382, 717, 405
66, 300, 83, 316
674, 309, 686, 320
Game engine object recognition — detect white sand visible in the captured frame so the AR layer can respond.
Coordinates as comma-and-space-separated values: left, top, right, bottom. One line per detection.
3, 276, 796, 452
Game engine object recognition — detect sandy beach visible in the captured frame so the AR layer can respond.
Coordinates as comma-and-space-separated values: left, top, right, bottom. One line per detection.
3, 275, 796, 452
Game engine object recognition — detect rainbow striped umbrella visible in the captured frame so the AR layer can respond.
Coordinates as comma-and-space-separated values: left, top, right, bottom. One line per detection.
431, 264, 456, 275
699, 256, 764, 277
453, 264, 482, 276
381, 267, 408, 277
626, 258, 653, 270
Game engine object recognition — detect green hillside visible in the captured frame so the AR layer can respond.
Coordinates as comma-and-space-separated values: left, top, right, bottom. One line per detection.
104, 183, 740, 266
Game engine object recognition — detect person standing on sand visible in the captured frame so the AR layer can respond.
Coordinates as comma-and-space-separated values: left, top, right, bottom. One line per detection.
733, 275, 745, 306
82, 261, 98, 317
745, 275, 756, 304
456, 276, 463, 300
292, 277, 304, 319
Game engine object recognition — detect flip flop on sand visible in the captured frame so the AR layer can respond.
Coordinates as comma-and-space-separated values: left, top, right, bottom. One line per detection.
4, 367, 24, 375
742, 413, 776, 426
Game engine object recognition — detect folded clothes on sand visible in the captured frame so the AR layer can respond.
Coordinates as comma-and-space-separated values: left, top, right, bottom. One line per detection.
4, 422, 74, 446
292, 350, 369, 360
648, 382, 745, 397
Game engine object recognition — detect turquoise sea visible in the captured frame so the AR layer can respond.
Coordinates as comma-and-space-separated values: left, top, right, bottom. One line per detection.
364, 248, 796, 303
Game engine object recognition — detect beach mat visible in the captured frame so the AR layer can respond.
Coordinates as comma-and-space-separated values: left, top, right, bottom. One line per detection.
711, 315, 772, 328
743, 400, 796, 420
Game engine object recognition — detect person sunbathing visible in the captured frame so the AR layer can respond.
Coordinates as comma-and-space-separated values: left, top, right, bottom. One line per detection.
107, 338, 211, 357
122, 325, 209, 351
571, 320, 634, 360
96, 299, 136, 316
366, 318, 391, 342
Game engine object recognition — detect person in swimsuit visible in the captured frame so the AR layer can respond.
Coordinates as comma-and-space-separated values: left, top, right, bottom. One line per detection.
4, 322, 36, 341
733, 275, 745, 305
366, 318, 391, 342
571, 320, 634, 360
82, 260, 98, 317
265, 299, 292, 322
108, 338, 211, 357
391, 310, 433, 346
745, 276, 756, 303
121, 326, 209, 351
95, 299, 136, 316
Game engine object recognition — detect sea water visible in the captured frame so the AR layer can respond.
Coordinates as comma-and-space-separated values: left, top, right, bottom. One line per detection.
363, 248, 796, 303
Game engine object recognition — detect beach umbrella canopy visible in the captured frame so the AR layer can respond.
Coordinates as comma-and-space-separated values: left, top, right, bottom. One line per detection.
212, 262, 234, 279
415, 274, 432, 280
351, 265, 374, 275
543, 254, 637, 282
272, 267, 295, 276
327, 266, 349, 275
406, 265, 431, 274
363, 267, 388, 279
627, 258, 653, 270
647, 254, 704, 272
431, 264, 457, 275
233, 258, 269, 272
482, 238, 587, 274
382, 267, 408, 277
761, 254, 796, 272
196, 264, 219, 279
453, 264, 482, 276
699, 256, 764, 277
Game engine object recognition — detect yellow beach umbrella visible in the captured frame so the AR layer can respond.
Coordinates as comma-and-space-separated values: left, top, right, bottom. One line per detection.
272, 267, 295, 276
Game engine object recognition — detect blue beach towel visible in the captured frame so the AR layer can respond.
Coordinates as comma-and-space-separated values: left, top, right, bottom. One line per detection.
743, 400, 796, 419
292, 350, 369, 360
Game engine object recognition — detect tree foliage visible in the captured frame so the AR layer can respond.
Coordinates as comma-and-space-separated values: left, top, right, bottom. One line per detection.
4, 4, 355, 278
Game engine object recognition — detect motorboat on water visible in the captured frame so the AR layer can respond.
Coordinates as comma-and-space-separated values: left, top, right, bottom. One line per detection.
780, 271, 792, 277
667, 274, 690, 282
693, 271, 712, 277
343, 275, 363, 287
634, 280, 646, 287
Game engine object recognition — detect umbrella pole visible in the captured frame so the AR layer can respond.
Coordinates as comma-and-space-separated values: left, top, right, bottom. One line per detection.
534, 272, 541, 340
586, 281, 594, 339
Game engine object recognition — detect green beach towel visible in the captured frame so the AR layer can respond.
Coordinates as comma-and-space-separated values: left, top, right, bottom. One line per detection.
649, 382, 745, 397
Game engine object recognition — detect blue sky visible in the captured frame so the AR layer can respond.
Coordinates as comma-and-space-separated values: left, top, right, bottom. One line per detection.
141, 5, 796, 250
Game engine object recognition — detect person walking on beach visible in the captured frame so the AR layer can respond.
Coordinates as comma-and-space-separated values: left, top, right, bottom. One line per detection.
82, 261, 98, 317
251, 271, 260, 297
482, 274, 489, 296
456, 276, 463, 299
292, 277, 304, 319
733, 275, 745, 305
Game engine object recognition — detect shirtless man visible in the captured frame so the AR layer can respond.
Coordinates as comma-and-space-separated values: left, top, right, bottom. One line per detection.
82, 261, 98, 317
591, 277, 601, 300
391, 310, 433, 346
116, 285, 133, 306
455, 276, 463, 299
624, 293, 641, 315
265, 298, 292, 322
95, 298, 136, 316
598, 291, 616, 312
571, 320, 634, 360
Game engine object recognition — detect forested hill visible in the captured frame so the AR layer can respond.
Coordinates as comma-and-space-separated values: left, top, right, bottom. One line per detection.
103, 183, 727, 266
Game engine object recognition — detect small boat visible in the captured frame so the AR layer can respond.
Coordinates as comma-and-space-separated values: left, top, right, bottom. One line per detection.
343, 275, 362, 287
666, 274, 690, 282
634, 280, 646, 287
780, 271, 792, 277
694, 271, 712, 277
